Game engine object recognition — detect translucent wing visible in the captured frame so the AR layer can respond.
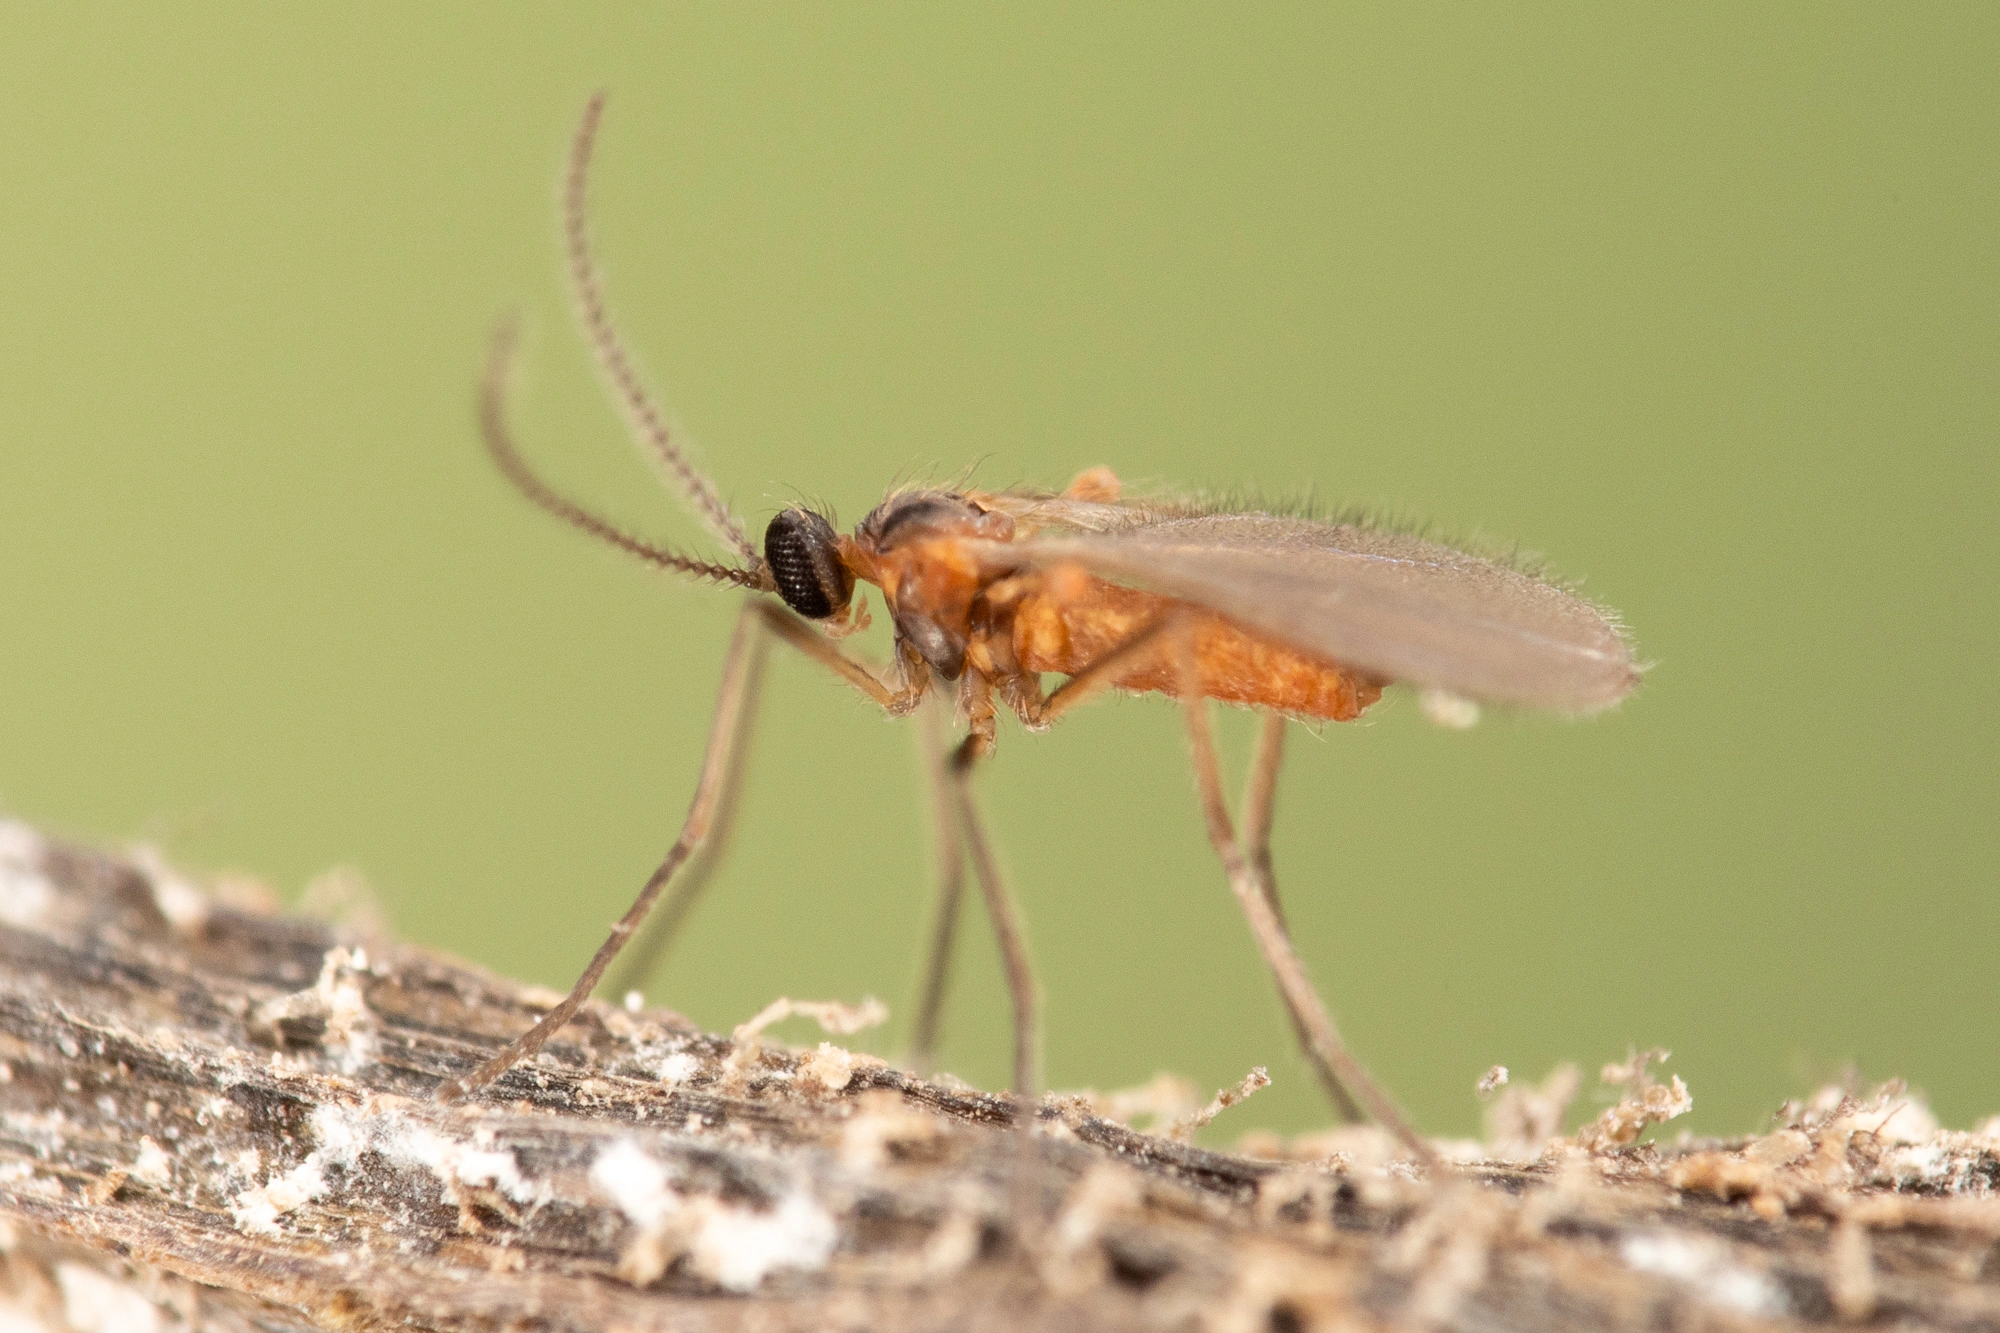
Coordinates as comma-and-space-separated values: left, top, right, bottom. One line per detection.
1016, 511, 1639, 714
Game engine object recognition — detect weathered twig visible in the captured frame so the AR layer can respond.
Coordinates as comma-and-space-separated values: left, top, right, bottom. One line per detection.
0, 820, 1996, 1331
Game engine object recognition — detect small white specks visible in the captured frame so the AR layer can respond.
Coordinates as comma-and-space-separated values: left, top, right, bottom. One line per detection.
657, 1052, 700, 1087
56, 1034, 79, 1060
623, 990, 644, 1013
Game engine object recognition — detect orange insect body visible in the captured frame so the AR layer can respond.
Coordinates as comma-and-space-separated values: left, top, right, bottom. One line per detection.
839, 478, 1385, 733
1010, 575, 1383, 722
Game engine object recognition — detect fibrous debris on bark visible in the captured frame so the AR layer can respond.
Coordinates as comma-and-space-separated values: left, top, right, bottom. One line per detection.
0, 819, 1996, 1331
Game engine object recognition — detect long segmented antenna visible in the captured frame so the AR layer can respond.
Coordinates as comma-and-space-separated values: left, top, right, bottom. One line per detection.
566, 92, 761, 567
480, 315, 773, 593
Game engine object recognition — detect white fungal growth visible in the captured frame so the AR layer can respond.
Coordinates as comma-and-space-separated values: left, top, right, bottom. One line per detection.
694, 1193, 838, 1294
656, 1052, 701, 1087
592, 1138, 673, 1227
389, 1124, 539, 1206
228, 1098, 544, 1236
1621, 1231, 1789, 1318
589, 1139, 837, 1292
229, 1158, 328, 1235
0, 821, 52, 930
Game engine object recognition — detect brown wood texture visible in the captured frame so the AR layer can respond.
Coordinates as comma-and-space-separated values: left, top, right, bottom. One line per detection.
0, 820, 1996, 1331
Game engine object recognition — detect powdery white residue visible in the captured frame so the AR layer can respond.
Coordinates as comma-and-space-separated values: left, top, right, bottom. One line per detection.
694, 1192, 838, 1293
55, 1261, 161, 1333
1621, 1231, 1788, 1318
589, 1138, 837, 1293
229, 1158, 328, 1235
130, 1138, 172, 1187
657, 1052, 701, 1087
389, 1125, 540, 1206
308, 1103, 362, 1167
1877, 1141, 1950, 1185
231, 1098, 551, 1234
0, 822, 51, 930
226, 1103, 360, 1236
592, 1138, 674, 1229
323, 1099, 545, 1207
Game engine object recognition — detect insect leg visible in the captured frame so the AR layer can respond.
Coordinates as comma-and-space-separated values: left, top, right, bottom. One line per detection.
1237, 712, 1367, 1126
1018, 614, 1176, 728
438, 599, 771, 1102
605, 624, 771, 1000
753, 600, 926, 714
1240, 711, 1288, 926
948, 680, 1040, 1105
1171, 631, 1435, 1164
907, 695, 967, 1073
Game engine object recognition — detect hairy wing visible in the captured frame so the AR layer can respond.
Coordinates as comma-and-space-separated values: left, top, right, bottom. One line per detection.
1018, 513, 1639, 714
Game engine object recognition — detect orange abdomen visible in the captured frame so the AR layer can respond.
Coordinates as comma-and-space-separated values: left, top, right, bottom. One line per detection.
1011, 575, 1381, 722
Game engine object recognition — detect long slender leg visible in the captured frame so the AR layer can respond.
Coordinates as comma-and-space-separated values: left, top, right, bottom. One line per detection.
1237, 712, 1366, 1126
753, 599, 922, 713
949, 684, 1039, 1107
437, 602, 769, 1102
1172, 635, 1435, 1164
1240, 712, 1289, 931
604, 627, 771, 1000
908, 696, 967, 1073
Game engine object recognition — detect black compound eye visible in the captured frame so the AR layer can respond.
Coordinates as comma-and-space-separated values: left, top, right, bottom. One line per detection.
764, 508, 854, 620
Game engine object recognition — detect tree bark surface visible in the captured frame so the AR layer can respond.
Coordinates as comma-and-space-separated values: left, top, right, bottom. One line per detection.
0, 821, 1996, 1332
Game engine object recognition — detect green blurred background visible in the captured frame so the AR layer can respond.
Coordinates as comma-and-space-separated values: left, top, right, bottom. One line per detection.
2, 7, 1994, 1142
